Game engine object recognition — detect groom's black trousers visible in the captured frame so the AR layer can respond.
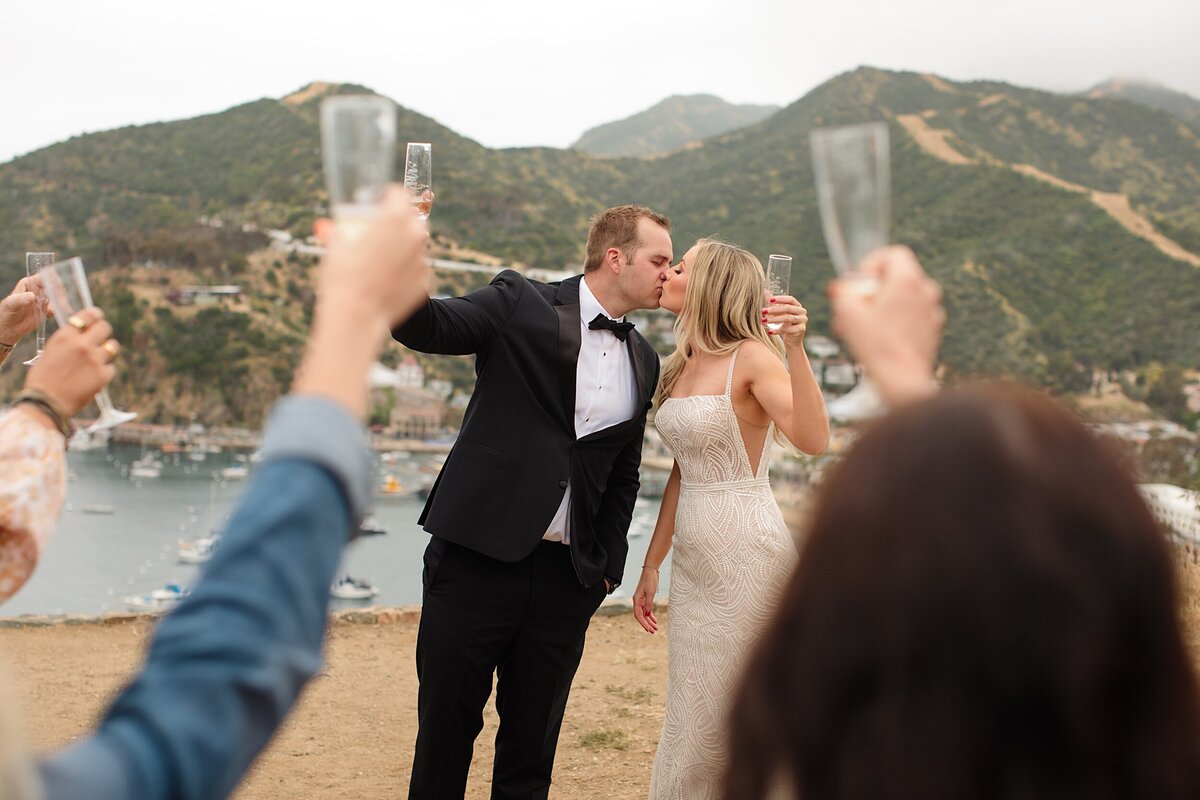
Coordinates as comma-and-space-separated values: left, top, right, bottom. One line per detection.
410, 537, 607, 800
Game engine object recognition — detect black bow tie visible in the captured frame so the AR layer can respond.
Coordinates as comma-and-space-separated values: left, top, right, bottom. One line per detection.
588, 313, 635, 342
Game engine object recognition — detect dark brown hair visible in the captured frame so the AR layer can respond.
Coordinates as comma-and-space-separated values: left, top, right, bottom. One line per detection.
583, 205, 669, 272
724, 385, 1200, 799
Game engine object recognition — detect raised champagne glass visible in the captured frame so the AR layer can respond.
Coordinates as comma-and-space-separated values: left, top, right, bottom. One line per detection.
764, 254, 792, 332
810, 121, 891, 420
320, 94, 397, 241
404, 142, 433, 220
38, 257, 137, 431
22, 251, 54, 366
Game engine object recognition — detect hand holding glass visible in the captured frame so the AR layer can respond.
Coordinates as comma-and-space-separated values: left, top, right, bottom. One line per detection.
764, 254, 792, 332
320, 95, 397, 240
404, 143, 433, 220
38, 257, 137, 431
23, 252, 54, 366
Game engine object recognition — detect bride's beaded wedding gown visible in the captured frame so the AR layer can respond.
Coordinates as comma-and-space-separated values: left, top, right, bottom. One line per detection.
648, 347, 796, 799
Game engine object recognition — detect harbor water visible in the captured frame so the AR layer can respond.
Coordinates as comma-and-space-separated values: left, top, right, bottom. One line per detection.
0, 444, 670, 617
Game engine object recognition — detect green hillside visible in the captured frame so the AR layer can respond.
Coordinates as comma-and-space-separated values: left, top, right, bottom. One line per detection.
1, 70, 1197, 425
571, 94, 780, 158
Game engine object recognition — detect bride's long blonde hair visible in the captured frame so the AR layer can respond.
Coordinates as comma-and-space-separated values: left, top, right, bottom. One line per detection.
655, 238, 785, 407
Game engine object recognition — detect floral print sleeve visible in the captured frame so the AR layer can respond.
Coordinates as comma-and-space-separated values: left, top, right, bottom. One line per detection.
0, 407, 66, 603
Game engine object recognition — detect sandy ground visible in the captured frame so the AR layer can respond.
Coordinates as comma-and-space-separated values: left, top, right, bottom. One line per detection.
6, 561, 1200, 799
1, 609, 668, 799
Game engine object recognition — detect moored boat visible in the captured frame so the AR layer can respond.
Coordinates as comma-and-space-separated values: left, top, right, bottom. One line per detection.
331, 575, 378, 600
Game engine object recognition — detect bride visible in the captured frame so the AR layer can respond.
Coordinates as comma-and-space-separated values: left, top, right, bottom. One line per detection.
632, 238, 828, 798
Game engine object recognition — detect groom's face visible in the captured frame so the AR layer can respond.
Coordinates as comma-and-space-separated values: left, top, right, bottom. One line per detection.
619, 219, 673, 310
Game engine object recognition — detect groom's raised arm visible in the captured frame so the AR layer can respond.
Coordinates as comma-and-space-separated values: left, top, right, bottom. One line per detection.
392, 269, 524, 355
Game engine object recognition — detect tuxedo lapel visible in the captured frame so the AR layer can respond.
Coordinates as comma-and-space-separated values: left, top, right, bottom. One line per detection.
553, 277, 583, 426
627, 335, 648, 409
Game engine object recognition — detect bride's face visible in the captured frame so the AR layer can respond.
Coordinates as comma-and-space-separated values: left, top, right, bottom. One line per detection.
660, 246, 696, 315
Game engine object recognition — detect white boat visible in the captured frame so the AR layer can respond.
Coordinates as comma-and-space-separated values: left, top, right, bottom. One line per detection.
220, 465, 249, 481
177, 535, 219, 564
124, 582, 188, 611
130, 452, 164, 479
358, 516, 387, 537
331, 575, 378, 600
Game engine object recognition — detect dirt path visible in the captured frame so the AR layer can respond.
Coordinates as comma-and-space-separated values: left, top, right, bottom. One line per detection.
896, 114, 975, 165
897, 110, 1200, 268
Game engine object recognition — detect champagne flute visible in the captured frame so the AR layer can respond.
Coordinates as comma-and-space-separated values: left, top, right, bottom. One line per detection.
810, 121, 890, 419
404, 142, 433, 220
764, 254, 792, 332
38, 257, 137, 432
22, 251, 54, 366
320, 94, 397, 241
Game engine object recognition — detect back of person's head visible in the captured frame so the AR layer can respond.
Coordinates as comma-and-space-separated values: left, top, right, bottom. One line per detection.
655, 238, 782, 406
679, 239, 766, 346
724, 385, 1200, 800
583, 205, 669, 272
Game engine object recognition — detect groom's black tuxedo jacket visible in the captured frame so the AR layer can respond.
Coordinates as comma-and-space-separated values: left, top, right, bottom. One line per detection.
393, 270, 659, 588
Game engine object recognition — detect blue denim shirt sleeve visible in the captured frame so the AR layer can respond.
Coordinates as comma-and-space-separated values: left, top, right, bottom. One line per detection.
37, 395, 371, 800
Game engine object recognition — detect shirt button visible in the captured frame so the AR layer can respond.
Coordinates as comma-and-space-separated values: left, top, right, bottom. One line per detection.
558, 480, 568, 489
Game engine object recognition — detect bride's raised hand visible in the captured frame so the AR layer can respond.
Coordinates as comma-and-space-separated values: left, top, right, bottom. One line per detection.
632, 568, 659, 634
762, 294, 808, 347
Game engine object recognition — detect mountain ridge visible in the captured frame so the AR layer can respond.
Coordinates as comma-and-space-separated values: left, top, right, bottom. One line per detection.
1085, 77, 1200, 128
571, 94, 780, 158
1, 67, 1197, 426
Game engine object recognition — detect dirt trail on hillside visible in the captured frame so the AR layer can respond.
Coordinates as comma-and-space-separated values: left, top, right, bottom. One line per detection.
897, 113, 1200, 268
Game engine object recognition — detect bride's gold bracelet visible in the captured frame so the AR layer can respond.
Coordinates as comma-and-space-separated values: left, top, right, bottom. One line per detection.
641, 564, 659, 573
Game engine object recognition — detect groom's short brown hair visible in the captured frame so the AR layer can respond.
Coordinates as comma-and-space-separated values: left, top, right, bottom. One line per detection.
584, 205, 670, 273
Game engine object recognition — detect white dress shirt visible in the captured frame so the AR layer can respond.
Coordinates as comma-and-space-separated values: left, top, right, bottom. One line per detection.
542, 275, 639, 544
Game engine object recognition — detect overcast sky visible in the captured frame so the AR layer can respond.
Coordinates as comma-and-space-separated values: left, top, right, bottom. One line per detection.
2, 0, 1197, 165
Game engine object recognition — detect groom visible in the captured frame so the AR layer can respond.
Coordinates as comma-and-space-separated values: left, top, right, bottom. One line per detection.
394, 205, 671, 799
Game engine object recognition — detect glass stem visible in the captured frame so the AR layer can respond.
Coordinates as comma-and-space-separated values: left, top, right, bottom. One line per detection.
94, 389, 118, 417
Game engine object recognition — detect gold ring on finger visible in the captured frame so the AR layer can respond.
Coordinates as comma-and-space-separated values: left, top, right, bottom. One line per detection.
68, 314, 88, 331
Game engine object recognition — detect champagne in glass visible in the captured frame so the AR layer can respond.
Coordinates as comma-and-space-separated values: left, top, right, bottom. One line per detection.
38, 257, 137, 432
810, 121, 891, 419
764, 254, 792, 332
320, 95, 397, 240
404, 142, 433, 219
23, 251, 54, 366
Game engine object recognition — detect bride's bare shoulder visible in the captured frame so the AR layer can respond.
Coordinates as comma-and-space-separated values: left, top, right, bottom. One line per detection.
736, 339, 780, 365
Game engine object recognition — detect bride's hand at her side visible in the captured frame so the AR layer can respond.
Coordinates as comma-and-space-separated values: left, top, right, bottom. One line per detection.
632, 568, 659, 634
